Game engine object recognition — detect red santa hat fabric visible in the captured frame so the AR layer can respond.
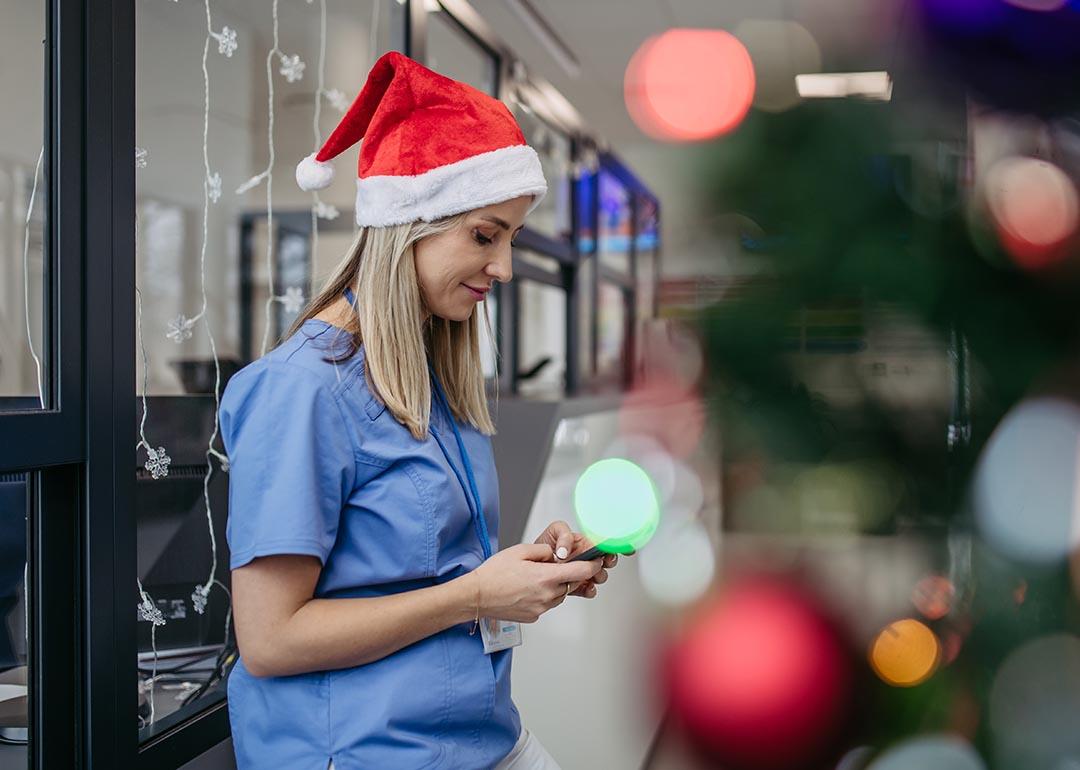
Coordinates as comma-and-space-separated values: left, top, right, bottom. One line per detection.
296, 51, 547, 228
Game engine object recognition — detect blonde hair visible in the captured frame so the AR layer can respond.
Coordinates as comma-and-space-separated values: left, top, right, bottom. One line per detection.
281, 213, 497, 440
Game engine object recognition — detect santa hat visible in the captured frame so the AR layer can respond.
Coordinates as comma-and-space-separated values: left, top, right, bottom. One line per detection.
296, 51, 547, 228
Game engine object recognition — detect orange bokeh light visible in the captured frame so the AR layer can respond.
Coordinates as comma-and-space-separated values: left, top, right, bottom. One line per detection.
869, 618, 940, 688
625, 28, 755, 142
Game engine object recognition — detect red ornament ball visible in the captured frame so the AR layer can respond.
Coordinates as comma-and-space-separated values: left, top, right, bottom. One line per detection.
663, 580, 854, 770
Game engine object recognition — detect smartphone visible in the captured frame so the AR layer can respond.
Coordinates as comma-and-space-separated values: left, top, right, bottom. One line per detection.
567, 543, 633, 562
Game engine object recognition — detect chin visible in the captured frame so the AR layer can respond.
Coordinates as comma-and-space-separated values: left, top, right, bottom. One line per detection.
431, 304, 475, 323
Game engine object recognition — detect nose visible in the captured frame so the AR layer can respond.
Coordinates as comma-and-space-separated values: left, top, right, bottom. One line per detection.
485, 243, 513, 284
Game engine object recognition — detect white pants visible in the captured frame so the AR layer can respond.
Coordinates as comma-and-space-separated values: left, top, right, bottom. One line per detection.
326, 728, 560, 769
494, 728, 561, 769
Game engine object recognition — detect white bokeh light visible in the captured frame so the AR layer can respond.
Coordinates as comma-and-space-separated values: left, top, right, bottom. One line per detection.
973, 398, 1080, 564
638, 520, 715, 606
989, 633, 1080, 768
867, 734, 984, 770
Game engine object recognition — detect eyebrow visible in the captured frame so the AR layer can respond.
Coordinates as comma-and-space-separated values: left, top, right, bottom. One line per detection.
480, 215, 522, 232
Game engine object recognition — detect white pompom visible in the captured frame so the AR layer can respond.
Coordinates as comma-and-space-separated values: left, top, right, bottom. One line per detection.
295, 153, 334, 191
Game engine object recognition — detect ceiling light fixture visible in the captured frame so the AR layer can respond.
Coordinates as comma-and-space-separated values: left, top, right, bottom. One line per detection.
795, 71, 893, 101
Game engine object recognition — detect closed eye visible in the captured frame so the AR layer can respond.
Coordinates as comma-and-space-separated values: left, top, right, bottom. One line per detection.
473, 230, 494, 246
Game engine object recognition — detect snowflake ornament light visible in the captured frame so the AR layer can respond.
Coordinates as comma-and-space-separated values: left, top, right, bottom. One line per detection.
325, 88, 349, 113
192, 582, 211, 614
279, 54, 306, 83
207, 171, 222, 203
144, 446, 172, 480
138, 595, 166, 627
280, 286, 306, 314
213, 26, 238, 58
166, 314, 195, 343
135, 147, 148, 169
314, 201, 340, 220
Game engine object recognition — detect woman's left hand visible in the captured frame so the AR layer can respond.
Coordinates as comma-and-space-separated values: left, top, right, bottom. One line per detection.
534, 520, 620, 599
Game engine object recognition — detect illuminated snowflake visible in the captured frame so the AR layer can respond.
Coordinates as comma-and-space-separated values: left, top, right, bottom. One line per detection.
325, 88, 349, 113
138, 595, 166, 627
144, 446, 171, 480
207, 171, 222, 203
314, 200, 339, 220
279, 53, 306, 83
280, 286, 305, 314
192, 583, 211, 614
135, 146, 148, 169
166, 314, 195, 343
213, 26, 238, 58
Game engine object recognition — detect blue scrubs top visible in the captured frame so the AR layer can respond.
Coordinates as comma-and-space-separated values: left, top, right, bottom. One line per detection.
220, 318, 520, 770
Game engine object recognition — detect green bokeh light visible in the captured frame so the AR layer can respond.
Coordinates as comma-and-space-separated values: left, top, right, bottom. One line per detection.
573, 458, 661, 554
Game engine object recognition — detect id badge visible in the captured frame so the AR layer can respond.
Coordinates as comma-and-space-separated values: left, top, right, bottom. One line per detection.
479, 617, 522, 654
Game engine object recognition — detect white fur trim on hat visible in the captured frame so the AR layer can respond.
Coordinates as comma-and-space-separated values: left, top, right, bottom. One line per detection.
296, 152, 335, 191
354, 144, 547, 227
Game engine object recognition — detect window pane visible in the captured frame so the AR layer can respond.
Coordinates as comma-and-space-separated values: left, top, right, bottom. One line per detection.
134, 0, 401, 738
597, 282, 626, 384
598, 170, 631, 275
577, 256, 594, 381
519, 281, 565, 396
0, 1, 48, 412
427, 9, 496, 95
0, 472, 28, 766
512, 108, 571, 241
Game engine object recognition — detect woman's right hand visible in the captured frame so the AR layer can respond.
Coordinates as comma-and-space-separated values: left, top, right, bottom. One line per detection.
470, 544, 604, 623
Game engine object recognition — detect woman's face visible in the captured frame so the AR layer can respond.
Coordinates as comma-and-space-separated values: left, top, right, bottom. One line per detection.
414, 195, 531, 322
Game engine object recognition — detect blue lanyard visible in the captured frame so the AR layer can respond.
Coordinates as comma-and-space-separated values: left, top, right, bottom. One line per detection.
345, 286, 492, 560
429, 365, 493, 560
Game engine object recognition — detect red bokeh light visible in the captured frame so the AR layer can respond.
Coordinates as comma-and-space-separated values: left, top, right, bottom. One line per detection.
618, 375, 706, 459
663, 580, 854, 770
985, 156, 1079, 269
625, 28, 756, 142
912, 574, 955, 620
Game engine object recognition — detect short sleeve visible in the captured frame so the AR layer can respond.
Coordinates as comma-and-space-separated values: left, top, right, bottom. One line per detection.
220, 361, 358, 569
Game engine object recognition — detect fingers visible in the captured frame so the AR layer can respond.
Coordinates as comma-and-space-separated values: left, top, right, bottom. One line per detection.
570, 581, 598, 598
545, 520, 576, 561
602, 553, 619, 569
517, 543, 556, 562
548, 558, 603, 585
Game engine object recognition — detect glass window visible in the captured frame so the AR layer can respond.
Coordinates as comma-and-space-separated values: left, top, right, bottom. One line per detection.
427, 8, 497, 95
0, 472, 28, 757
635, 196, 659, 321
518, 280, 565, 396
515, 250, 560, 275
478, 290, 498, 381
512, 108, 571, 241
598, 170, 631, 275
597, 282, 626, 384
135, 0, 400, 738
577, 257, 594, 382
577, 171, 596, 255
1, 0, 48, 412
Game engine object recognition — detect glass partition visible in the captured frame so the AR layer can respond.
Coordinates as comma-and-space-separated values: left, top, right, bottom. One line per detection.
134, 0, 401, 738
597, 170, 631, 275
518, 279, 566, 396
512, 108, 572, 241
427, 7, 497, 95
0, 472, 28, 765
1, 0, 48, 412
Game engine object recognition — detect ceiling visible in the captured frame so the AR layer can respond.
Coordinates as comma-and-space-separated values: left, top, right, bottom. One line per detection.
465, 0, 907, 145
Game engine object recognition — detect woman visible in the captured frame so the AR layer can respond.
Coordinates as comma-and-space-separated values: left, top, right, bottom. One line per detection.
220, 52, 618, 769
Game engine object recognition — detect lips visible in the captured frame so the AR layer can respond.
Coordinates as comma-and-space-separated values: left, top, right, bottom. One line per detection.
462, 283, 489, 300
